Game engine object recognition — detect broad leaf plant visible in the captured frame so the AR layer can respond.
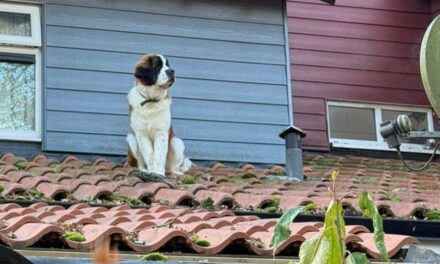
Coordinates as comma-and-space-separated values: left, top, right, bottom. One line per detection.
270, 171, 391, 264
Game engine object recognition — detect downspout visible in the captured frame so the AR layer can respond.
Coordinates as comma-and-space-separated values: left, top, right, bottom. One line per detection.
280, 0, 306, 181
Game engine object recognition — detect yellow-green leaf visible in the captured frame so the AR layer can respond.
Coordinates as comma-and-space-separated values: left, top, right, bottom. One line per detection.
359, 191, 391, 263
269, 206, 305, 255
346, 252, 371, 264
299, 234, 330, 264
331, 170, 339, 182
322, 199, 346, 264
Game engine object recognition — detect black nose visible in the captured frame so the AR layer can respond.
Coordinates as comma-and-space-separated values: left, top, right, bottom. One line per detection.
166, 69, 175, 79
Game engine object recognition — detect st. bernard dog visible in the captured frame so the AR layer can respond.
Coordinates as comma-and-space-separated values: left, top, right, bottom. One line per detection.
126, 54, 191, 177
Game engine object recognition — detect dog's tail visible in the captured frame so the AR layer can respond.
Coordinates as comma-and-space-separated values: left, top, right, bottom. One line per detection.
93, 238, 118, 264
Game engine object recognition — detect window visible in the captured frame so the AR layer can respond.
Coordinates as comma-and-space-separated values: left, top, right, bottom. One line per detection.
0, 3, 41, 141
327, 101, 434, 152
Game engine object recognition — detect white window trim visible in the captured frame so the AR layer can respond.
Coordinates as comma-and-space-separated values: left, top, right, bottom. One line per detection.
0, 3, 41, 47
0, 46, 42, 142
327, 101, 435, 153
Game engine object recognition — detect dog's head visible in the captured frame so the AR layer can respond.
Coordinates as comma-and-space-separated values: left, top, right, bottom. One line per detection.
134, 54, 175, 88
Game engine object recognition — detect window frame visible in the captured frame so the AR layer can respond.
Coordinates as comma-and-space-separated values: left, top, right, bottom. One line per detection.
0, 2, 41, 47
327, 101, 434, 153
0, 46, 42, 142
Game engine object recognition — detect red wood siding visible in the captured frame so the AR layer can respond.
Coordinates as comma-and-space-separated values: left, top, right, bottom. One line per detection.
433, 0, 440, 18
288, 0, 435, 151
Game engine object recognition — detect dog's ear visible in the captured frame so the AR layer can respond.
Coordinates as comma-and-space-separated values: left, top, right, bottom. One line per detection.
135, 64, 157, 85
135, 55, 158, 85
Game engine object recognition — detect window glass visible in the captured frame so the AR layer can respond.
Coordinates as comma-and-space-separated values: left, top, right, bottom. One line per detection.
0, 59, 35, 131
328, 105, 377, 141
0, 12, 31, 36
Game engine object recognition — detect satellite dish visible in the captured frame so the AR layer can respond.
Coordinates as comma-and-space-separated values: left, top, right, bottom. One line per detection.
420, 15, 440, 117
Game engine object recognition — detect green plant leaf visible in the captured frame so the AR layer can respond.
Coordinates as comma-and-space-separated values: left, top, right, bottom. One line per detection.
269, 206, 305, 255
322, 199, 346, 264
299, 234, 330, 264
359, 191, 391, 263
346, 252, 371, 264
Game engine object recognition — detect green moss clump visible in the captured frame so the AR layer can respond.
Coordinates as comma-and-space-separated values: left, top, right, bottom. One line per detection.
64, 231, 86, 242
27, 188, 44, 198
0, 185, 4, 194
427, 209, 440, 220
15, 161, 28, 170
303, 202, 317, 213
195, 239, 210, 247
242, 172, 257, 179
182, 176, 195, 185
201, 197, 214, 208
264, 206, 278, 213
139, 252, 169, 261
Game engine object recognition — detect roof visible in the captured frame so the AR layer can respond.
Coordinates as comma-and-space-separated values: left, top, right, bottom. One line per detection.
0, 152, 434, 259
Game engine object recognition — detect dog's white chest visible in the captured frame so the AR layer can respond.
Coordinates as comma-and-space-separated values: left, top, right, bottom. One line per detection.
128, 87, 171, 133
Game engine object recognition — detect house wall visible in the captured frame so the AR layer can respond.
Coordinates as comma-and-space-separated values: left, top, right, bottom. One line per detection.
38, 0, 291, 164
433, 0, 440, 18
287, 0, 435, 151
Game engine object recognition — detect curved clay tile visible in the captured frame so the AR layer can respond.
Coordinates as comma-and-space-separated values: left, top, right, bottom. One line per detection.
221, 224, 267, 235
356, 233, 419, 259
233, 193, 273, 209
28, 202, 48, 210
7, 171, 34, 183
28, 211, 55, 220
154, 188, 196, 207
96, 181, 121, 192
247, 188, 283, 196
119, 208, 149, 215
96, 216, 131, 226
161, 208, 192, 217
181, 211, 220, 221
35, 182, 69, 200
79, 207, 108, 214
99, 211, 130, 218
0, 203, 21, 212
59, 179, 91, 192
193, 229, 250, 255
128, 214, 155, 222
173, 222, 211, 233
19, 176, 51, 189
62, 168, 91, 179
27, 167, 56, 177
31, 154, 54, 166
126, 227, 188, 252
387, 202, 427, 218
279, 196, 313, 211
243, 215, 260, 221
194, 190, 236, 207
69, 203, 90, 210
44, 172, 73, 182
3, 223, 63, 248
134, 182, 169, 195
64, 216, 99, 225
72, 185, 112, 200
1, 182, 27, 196
37, 205, 65, 213
176, 214, 202, 224
81, 213, 105, 220
8, 207, 36, 216
0, 165, 18, 175
117, 220, 155, 232
205, 219, 232, 229
3, 215, 41, 232
181, 184, 207, 195
41, 213, 76, 224
64, 224, 126, 250
240, 164, 255, 172
117, 186, 153, 202
234, 219, 277, 230
108, 205, 131, 211
148, 211, 176, 219
250, 231, 305, 256
148, 204, 171, 213
346, 225, 370, 234
92, 157, 108, 166
0, 211, 21, 220
57, 209, 84, 216
345, 234, 363, 243
217, 210, 235, 217
210, 162, 226, 171
0, 153, 17, 164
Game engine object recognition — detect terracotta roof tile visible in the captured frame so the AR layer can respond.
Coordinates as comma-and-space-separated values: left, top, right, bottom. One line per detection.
0, 153, 432, 258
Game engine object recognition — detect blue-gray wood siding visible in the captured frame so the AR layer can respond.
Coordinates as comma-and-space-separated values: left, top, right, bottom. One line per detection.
42, 0, 290, 163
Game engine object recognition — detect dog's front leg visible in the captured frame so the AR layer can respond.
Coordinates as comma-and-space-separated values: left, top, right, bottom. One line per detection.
136, 135, 154, 173
151, 132, 168, 176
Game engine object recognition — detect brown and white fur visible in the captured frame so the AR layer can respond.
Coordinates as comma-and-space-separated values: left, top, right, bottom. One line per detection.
126, 54, 191, 176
